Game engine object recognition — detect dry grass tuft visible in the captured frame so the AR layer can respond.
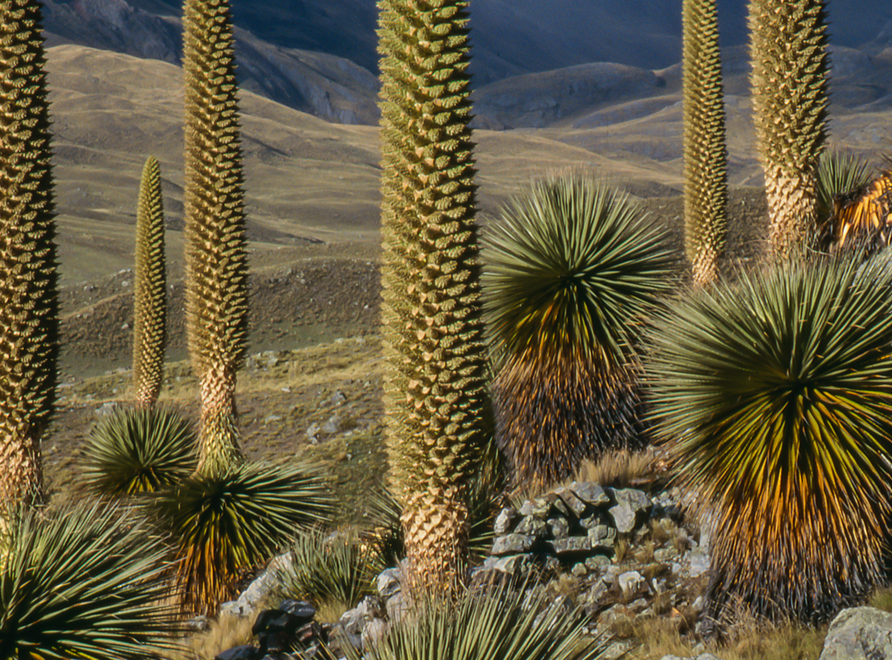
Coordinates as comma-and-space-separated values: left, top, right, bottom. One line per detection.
169, 614, 254, 660
574, 448, 661, 488
628, 606, 827, 660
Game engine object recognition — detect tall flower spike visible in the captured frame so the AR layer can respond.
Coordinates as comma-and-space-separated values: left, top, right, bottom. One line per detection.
182, 0, 248, 476
0, 0, 58, 511
682, 0, 728, 285
749, 0, 829, 259
133, 155, 167, 408
377, 0, 491, 594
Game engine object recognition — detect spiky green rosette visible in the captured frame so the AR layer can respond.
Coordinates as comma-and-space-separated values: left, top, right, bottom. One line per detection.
377, 0, 490, 593
278, 529, 376, 612
182, 0, 248, 476
647, 254, 892, 625
814, 150, 875, 251
133, 156, 167, 408
151, 461, 331, 614
682, 0, 728, 285
0, 502, 181, 659
482, 175, 673, 490
750, 0, 829, 259
82, 406, 197, 498
348, 585, 608, 660
0, 0, 58, 511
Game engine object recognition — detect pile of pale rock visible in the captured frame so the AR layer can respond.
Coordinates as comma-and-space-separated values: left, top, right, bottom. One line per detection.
213, 481, 892, 660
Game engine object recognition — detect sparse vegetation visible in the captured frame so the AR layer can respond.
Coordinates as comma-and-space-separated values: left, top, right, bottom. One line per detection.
276, 528, 376, 620
814, 149, 873, 249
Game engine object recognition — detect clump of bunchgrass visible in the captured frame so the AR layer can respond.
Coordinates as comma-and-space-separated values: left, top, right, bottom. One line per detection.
343, 583, 609, 660
647, 252, 892, 625
150, 460, 332, 614
483, 173, 675, 490
275, 528, 375, 620
0, 501, 182, 659
82, 406, 197, 497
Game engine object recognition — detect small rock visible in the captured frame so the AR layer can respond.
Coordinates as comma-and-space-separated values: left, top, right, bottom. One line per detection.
618, 570, 644, 595
545, 492, 571, 517
331, 391, 347, 405
654, 547, 679, 563
186, 615, 211, 632
94, 402, 118, 417
279, 600, 316, 622
519, 497, 552, 519
549, 536, 592, 555
386, 591, 410, 624
571, 562, 588, 577
306, 423, 321, 440
515, 516, 549, 539
582, 579, 609, 605
609, 488, 652, 534
321, 416, 340, 434
492, 533, 535, 555
570, 481, 611, 507
688, 550, 710, 578
338, 598, 373, 637
602, 566, 621, 584
215, 645, 261, 660
579, 515, 601, 530
548, 517, 570, 540
554, 487, 589, 517
490, 554, 531, 575
819, 607, 892, 660
493, 507, 518, 535
376, 569, 401, 599
586, 555, 612, 570
362, 618, 388, 651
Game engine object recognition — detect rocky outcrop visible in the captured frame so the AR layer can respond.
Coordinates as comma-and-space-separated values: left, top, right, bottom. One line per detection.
819, 607, 892, 660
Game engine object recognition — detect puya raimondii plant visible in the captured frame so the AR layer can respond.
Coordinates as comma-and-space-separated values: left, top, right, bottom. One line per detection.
0, 0, 58, 513
377, 0, 491, 594
682, 0, 728, 285
482, 175, 674, 490
161, 0, 333, 615
647, 252, 892, 626
133, 155, 167, 408
182, 0, 248, 477
749, 0, 829, 259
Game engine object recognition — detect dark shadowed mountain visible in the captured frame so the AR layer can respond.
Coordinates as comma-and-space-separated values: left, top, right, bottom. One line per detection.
42, 0, 892, 126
